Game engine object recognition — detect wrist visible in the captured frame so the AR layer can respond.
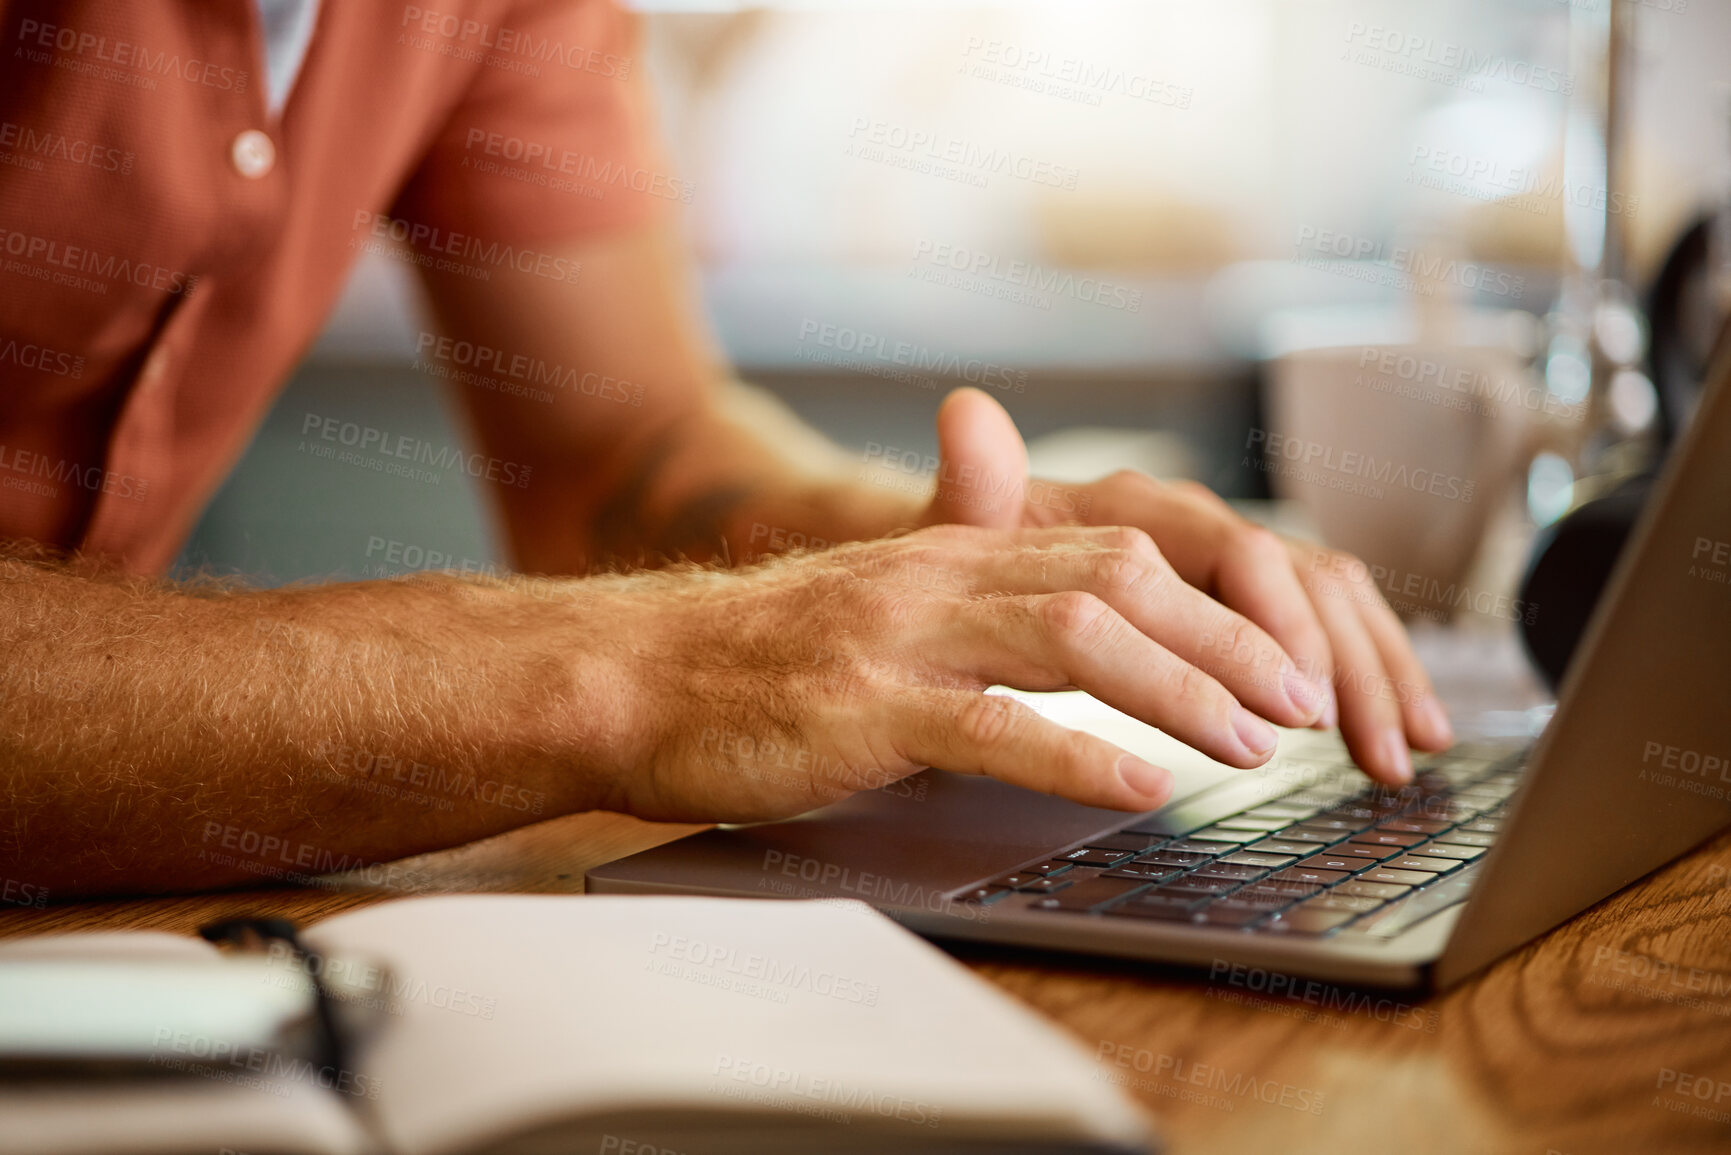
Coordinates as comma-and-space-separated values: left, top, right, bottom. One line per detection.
419, 572, 639, 816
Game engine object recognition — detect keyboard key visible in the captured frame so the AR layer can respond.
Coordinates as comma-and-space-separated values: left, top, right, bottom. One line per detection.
1434, 830, 1496, 848
1029, 877, 1151, 912
1055, 847, 1134, 867
1136, 850, 1215, 869
1100, 863, 1183, 881
1244, 837, 1329, 857
1356, 830, 1428, 846
1196, 904, 1272, 928
1295, 853, 1377, 874
1335, 880, 1412, 900
1282, 790, 1356, 808
1119, 776, 1302, 836
1319, 804, 1389, 824
957, 886, 1010, 904
1187, 826, 1266, 844
1361, 868, 1438, 886
1279, 825, 1352, 846
1023, 862, 1073, 876
1293, 816, 1368, 832
1384, 855, 1462, 874
1210, 816, 1293, 832
1242, 804, 1320, 821
1220, 851, 1298, 869
1455, 819, 1501, 834
1105, 899, 1203, 921
992, 873, 1050, 889
1163, 839, 1242, 856
1262, 908, 1357, 935
1086, 832, 1170, 853
1233, 882, 1316, 908
1160, 876, 1244, 897
1411, 842, 1486, 862
1272, 866, 1351, 887
1375, 818, 1454, 835
1331, 842, 1404, 861
1004, 876, 1072, 893
1191, 863, 1272, 882
1300, 893, 1386, 914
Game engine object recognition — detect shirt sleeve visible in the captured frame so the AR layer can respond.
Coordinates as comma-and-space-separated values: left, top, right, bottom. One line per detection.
391, 0, 683, 248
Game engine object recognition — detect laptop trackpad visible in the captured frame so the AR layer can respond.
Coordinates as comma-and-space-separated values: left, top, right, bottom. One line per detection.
593, 691, 1252, 901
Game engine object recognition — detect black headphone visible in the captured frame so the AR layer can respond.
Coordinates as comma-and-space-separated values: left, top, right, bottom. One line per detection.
1518, 215, 1728, 689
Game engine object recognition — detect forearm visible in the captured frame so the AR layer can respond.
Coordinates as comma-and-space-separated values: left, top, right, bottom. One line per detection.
622, 384, 924, 566
0, 554, 626, 897
497, 381, 924, 573
415, 223, 923, 573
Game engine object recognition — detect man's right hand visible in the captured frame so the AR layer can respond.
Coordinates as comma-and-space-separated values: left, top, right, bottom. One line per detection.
590, 522, 1333, 823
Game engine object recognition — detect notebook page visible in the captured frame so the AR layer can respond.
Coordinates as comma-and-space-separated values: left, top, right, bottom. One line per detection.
307, 895, 1153, 1155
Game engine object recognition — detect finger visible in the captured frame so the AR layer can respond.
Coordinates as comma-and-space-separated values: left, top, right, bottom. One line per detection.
944, 591, 1282, 769
954, 529, 1327, 729
1306, 582, 1413, 785
1081, 479, 1340, 724
1210, 532, 1338, 728
1357, 595, 1454, 750
925, 388, 1028, 529
895, 688, 1174, 812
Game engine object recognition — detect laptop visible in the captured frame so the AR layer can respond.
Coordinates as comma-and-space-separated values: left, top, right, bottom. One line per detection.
588, 348, 1731, 991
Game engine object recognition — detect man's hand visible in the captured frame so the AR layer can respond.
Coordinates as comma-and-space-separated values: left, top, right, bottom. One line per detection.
596, 522, 1331, 824
412, 223, 1445, 791
917, 389, 1454, 786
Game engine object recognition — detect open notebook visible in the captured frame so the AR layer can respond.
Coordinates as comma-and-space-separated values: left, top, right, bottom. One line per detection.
0, 895, 1156, 1155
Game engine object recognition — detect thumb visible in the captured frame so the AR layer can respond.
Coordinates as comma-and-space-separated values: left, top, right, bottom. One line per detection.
924, 387, 1027, 529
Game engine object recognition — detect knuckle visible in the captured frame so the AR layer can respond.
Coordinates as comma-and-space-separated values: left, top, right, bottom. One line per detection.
1101, 468, 1139, 489
1234, 524, 1288, 563
1123, 525, 1161, 560
1172, 478, 1227, 508
956, 694, 1030, 750
1099, 524, 1162, 561
1102, 468, 1154, 495
1039, 589, 1113, 645
1089, 548, 1150, 599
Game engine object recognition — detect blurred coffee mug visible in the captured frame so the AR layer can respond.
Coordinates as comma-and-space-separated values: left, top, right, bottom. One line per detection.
1264, 341, 1563, 620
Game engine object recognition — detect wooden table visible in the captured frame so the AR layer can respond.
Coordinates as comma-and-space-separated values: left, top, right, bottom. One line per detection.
5, 632, 1730, 1155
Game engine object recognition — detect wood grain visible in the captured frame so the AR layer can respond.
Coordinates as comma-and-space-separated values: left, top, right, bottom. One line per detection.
5, 810, 1729, 1154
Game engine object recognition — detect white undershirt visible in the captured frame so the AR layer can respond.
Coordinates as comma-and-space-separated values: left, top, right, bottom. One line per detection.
251, 0, 321, 115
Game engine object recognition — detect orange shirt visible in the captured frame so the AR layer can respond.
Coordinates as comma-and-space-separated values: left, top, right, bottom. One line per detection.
0, 0, 667, 573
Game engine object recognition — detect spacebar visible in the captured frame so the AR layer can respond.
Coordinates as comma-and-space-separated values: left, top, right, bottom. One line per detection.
1123, 775, 1297, 837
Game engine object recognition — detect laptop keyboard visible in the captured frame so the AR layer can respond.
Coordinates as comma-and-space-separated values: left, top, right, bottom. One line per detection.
955, 744, 1526, 938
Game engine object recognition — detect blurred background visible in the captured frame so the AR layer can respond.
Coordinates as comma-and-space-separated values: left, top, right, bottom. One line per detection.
178, 0, 1731, 660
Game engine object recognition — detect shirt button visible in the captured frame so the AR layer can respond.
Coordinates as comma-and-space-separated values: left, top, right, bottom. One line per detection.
230, 129, 276, 179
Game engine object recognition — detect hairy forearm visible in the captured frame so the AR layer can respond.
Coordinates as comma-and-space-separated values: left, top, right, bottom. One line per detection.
494, 382, 923, 574
0, 552, 629, 897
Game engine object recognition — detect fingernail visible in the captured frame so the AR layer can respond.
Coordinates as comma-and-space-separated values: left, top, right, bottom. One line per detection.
1231, 706, 1279, 760
1420, 696, 1455, 747
1117, 754, 1172, 802
1378, 730, 1414, 784
1282, 669, 1328, 722
1319, 685, 1339, 729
